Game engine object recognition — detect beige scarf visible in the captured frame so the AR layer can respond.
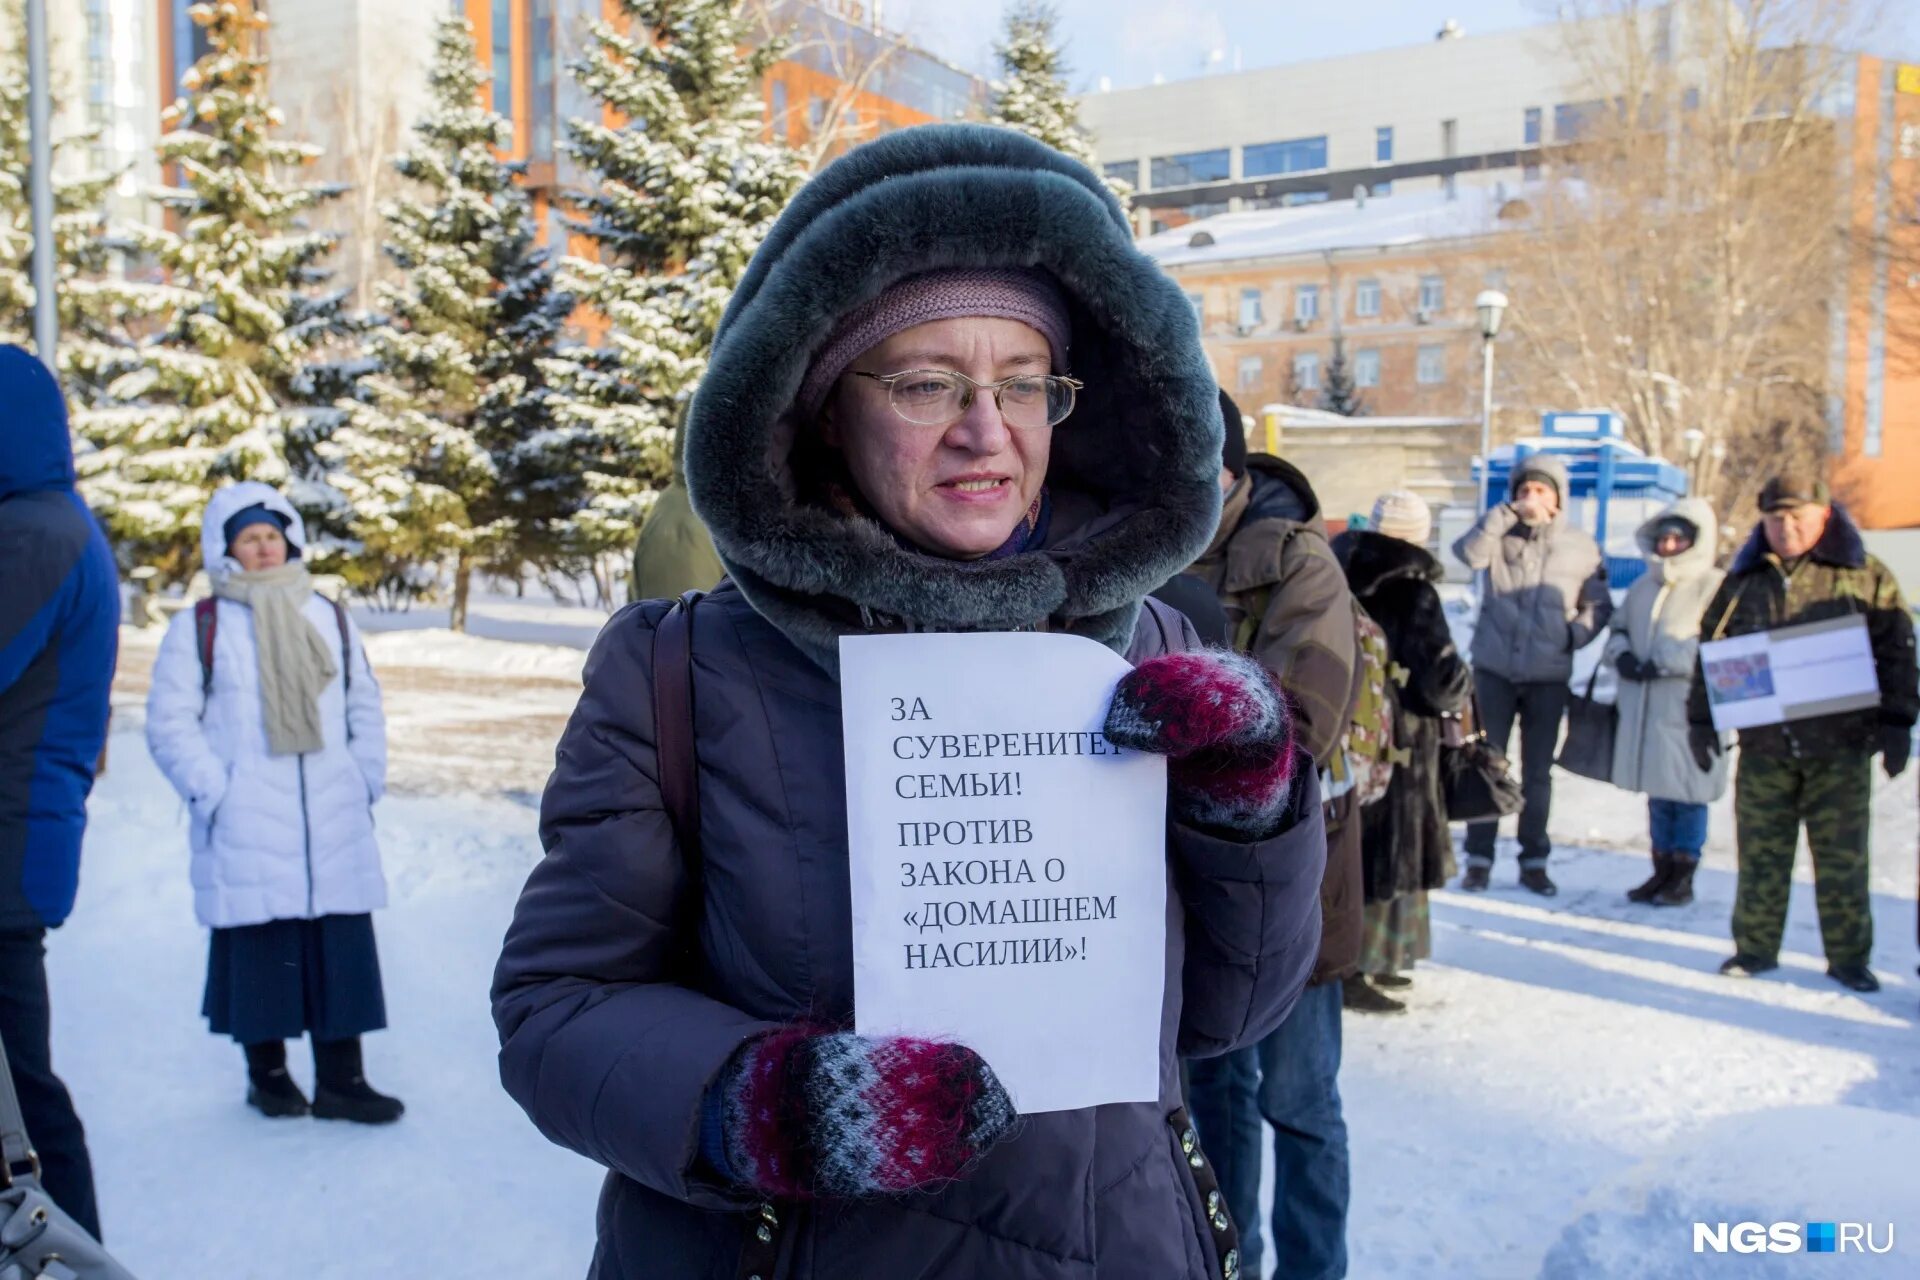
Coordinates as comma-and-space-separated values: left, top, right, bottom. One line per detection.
214, 563, 338, 756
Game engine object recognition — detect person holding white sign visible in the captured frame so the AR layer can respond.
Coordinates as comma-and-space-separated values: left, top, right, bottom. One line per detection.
1686, 474, 1917, 992
492, 126, 1326, 1280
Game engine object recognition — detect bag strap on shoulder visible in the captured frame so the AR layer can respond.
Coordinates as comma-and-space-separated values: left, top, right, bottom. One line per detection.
0, 1030, 42, 1190
194, 597, 218, 698
652, 591, 703, 860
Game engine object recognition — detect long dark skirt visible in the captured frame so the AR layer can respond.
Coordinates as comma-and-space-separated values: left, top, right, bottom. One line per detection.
202, 913, 387, 1044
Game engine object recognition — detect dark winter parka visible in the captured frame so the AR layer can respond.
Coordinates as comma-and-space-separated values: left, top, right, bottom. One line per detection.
1687, 504, 1918, 757
491, 127, 1325, 1280
0, 347, 119, 932
1332, 530, 1473, 903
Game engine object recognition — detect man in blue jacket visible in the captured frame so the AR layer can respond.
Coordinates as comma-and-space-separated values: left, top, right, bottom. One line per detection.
0, 345, 118, 1238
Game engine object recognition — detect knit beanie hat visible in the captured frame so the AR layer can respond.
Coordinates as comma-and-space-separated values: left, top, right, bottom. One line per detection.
222, 504, 300, 559
798, 268, 1072, 420
1371, 490, 1432, 546
1217, 388, 1249, 477
1511, 463, 1562, 503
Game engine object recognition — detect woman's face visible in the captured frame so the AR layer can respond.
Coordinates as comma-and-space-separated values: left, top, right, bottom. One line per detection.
1654, 529, 1694, 558
824, 317, 1054, 560
230, 523, 288, 573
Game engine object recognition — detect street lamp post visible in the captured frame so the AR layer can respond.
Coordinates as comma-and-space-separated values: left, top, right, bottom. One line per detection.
1682, 427, 1706, 492
26, 0, 56, 371
1474, 290, 1509, 517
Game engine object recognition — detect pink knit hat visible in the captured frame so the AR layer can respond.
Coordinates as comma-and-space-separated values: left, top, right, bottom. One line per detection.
797, 267, 1072, 419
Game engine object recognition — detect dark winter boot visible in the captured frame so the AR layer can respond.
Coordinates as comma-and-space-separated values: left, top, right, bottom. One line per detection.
1518, 867, 1558, 897
1459, 864, 1490, 893
1626, 852, 1674, 904
1341, 974, 1407, 1015
312, 1037, 405, 1125
1371, 972, 1413, 990
1718, 953, 1778, 978
1826, 964, 1880, 994
1653, 858, 1696, 907
244, 1041, 310, 1119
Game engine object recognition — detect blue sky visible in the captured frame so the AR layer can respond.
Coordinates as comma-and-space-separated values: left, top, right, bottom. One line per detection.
884, 0, 1920, 91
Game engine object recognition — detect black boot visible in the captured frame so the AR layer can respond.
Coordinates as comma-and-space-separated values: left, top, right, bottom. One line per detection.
1719, 953, 1778, 978
1627, 852, 1673, 903
1371, 972, 1413, 990
1653, 858, 1696, 907
1341, 974, 1407, 1015
1518, 867, 1558, 897
312, 1037, 405, 1125
244, 1041, 310, 1119
1826, 964, 1880, 993
1459, 864, 1490, 892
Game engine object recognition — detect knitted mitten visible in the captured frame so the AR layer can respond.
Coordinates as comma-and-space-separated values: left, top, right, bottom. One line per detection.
1104, 648, 1300, 836
721, 1027, 1017, 1200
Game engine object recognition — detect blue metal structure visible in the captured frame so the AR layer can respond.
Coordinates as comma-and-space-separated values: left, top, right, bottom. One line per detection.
1476, 412, 1689, 589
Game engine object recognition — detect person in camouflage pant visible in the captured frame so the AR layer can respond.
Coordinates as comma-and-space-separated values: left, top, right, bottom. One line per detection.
1687, 475, 1918, 992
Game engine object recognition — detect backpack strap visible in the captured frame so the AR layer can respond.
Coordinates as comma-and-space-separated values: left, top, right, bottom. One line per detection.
652, 591, 703, 862
194, 597, 218, 700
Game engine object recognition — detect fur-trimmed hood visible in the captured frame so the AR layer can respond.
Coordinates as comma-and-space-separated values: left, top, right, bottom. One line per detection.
1635, 496, 1719, 584
684, 125, 1223, 670
1729, 502, 1865, 576
1330, 527, 1444, 600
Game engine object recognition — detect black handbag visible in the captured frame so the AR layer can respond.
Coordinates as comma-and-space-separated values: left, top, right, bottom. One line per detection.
0, 1032, 136, 1279
1442, 696, 1524, 823
1556, 664, 1618, 783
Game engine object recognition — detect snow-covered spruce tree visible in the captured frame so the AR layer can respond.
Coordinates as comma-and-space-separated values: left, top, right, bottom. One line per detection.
71, 2, 356, 582
0, 20, 136, 404
323, 16, 576, 630
546, 0, 805, 564
1319, 336, 1367, 417
990, 1, 1128, 204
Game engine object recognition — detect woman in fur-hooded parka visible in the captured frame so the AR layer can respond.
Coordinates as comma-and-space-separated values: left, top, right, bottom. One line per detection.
491, 126, 1325, 1280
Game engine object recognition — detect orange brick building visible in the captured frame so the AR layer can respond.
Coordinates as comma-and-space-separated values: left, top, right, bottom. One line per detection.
1142, 185, 1516, 420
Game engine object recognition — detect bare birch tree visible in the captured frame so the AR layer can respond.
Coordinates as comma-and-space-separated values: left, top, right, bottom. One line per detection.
1502, 0, 1885, 523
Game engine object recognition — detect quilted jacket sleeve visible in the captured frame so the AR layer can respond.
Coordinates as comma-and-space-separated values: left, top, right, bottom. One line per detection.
491, 603, 778, 1210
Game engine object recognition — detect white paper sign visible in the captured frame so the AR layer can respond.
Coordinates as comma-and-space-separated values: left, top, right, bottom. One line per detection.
1701, 613, 1881, 732
839, 631, 1168, 1115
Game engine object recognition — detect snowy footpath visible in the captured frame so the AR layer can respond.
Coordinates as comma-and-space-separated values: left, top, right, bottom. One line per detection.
50, 600, 1920, 1277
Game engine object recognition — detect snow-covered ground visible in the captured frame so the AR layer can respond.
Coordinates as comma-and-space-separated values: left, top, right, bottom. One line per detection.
51, 594, 1920, 1276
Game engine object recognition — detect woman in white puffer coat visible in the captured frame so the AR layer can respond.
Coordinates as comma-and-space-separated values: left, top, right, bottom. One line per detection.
146, 481, 403, 1125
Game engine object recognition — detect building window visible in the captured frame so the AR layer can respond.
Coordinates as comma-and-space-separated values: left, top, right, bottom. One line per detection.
1150, 148, 1231, 188
1185, 291, 1204, 327
1183, 200, 1230, 221
1354, 279, 1381, 318
1523, 107, 1542, 146
491, 0, 514, 124
1441, 118, 1458, 157
1237, 355, 1264, 393
771, 80, 789, 141
1375, 126, 1393, 163
1354, 348, 1382, 388
1293, 352, 1321, 392
1419, 275, 1445, 314
1104, 159, 1140, 186
1243, 135, 1329, 178
1556, 99, 1605, 140
1416, 344, 1446, 384
1372, 181, 1393, 197
1283, 189, 1329, 206
1237, 288, 1264, 330
529, 0, 556, 162
1294, 284, 1320, 324
1523, 163, 1541, 183
809, 96, 828, 133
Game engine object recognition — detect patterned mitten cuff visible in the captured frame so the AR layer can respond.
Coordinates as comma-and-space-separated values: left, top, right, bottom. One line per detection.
720, 1027, 1017, 1200
1105, 649, 1300, 837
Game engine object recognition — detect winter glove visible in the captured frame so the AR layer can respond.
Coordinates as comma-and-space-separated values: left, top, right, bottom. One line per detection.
1614, 652, 1650, 682
1103, 648, 1301, 838
1689, 723, 1722, 773
1880, 724, 1912, 779
715, 1027, 1016, 1200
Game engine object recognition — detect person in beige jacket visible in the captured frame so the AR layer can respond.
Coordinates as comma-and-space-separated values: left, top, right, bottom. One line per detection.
1603, 497, 1728, 907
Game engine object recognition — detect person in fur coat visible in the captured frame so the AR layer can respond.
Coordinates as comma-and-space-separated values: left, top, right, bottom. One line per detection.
491, 125, 1327, 1280
145, 482, 402, 1125
1332, 493, 1472, 999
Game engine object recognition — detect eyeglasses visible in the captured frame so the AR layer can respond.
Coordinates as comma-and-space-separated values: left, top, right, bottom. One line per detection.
851, 369, 1084, 430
